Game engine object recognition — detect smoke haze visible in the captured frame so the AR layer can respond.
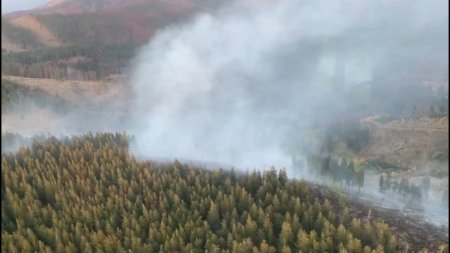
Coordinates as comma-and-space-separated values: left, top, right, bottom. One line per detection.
128, 0, 448, 170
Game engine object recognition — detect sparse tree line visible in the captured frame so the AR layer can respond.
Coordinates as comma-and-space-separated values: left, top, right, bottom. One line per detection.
2, 62, 99, 81
0, 133, 420, 252
1, 79, 69, 114
2, 45, 135, 80
292, 121, 369, 192
306, 156, 365, 193
378, 175, 447, 210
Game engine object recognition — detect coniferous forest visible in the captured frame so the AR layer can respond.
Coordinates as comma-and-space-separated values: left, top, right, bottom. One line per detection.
1, 0, 448, 252
3, 132, 441, 253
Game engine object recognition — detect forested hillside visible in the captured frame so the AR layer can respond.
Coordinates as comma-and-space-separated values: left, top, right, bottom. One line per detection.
2, 133, 447, 252
2, 45, 135, 80
1, 0, 228, 81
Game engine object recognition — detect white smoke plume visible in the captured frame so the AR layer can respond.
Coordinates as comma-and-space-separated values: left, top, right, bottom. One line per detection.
128, 0, 448, 170
126, 0, 448, 227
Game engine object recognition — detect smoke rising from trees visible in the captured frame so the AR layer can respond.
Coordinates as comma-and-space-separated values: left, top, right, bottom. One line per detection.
128, 0, 448, 169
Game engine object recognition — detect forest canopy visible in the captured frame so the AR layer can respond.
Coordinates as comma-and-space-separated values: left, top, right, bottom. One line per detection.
0, 132, 417, 252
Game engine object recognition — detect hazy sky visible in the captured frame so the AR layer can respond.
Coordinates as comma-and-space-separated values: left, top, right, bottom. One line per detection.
2, 0, 49, 14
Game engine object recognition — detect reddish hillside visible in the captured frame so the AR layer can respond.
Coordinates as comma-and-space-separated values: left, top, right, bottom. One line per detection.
3, 0, 227, 47
1, 0, 228, 80
5, 0, 171, 16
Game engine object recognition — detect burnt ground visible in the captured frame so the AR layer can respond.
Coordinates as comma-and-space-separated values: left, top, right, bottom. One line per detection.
307, 183, 449, 252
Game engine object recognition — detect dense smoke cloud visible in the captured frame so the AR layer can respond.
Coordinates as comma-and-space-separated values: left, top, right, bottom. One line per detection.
128, 0, 448, 169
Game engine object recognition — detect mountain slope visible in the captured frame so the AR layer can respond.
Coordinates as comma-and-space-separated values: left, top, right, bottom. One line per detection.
3, 0, 226, 47
9, 15, 61, 47
2, 0, 227, 80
